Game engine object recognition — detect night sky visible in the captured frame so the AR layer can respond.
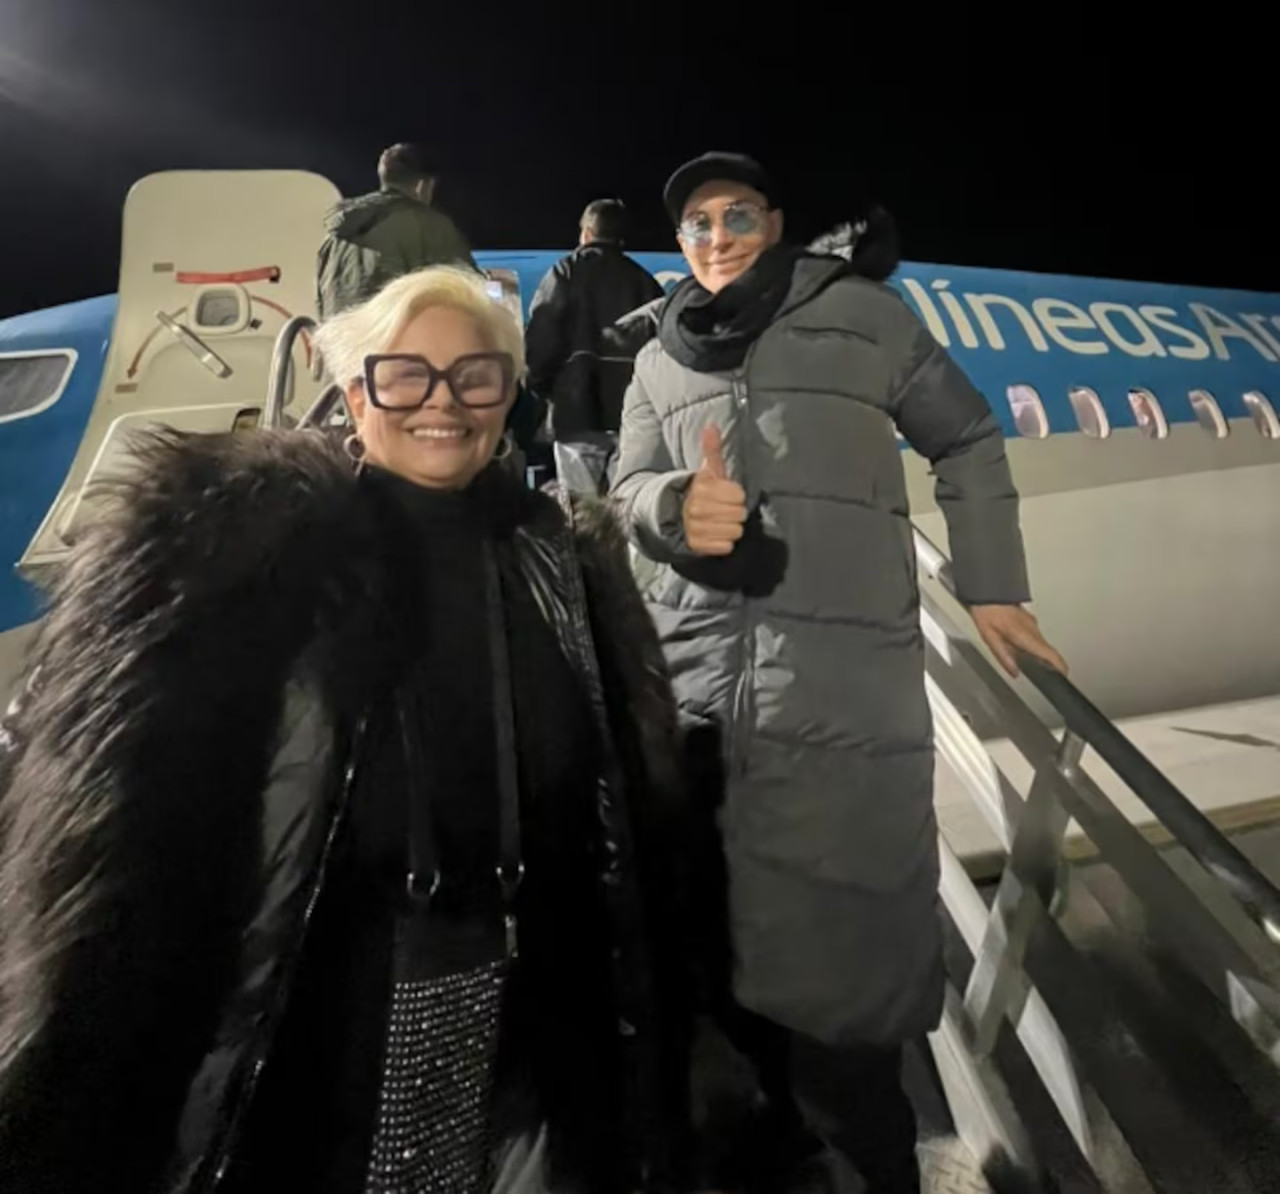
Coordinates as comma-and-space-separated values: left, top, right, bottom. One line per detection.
1, 1, 1274, 321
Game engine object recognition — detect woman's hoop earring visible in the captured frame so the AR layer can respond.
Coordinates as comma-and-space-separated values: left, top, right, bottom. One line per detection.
343, 433, 366, 463
493, 433, 514, 462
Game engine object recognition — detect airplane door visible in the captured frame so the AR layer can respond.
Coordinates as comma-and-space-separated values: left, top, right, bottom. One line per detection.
20, 169, 340, 570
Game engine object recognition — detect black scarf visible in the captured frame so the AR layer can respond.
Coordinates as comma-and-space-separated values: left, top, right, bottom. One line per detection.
658, 243, 805, 373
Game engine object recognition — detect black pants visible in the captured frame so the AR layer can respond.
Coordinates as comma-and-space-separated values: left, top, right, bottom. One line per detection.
717, 1001, 920, 1193
789, 1033, 920, 1193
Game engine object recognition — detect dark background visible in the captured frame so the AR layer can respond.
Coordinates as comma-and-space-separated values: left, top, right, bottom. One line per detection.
1, 1, 1274, 319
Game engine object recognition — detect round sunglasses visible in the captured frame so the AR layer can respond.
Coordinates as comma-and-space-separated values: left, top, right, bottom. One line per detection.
678, 201, 768, 247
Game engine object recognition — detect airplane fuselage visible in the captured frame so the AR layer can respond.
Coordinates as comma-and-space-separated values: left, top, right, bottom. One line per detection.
2, 235, 1277, 720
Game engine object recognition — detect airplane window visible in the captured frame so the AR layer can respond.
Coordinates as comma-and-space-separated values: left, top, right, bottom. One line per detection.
1068, 386, 1110, 439
1189, 389, 1229, 438
1127, 388, 1168, 439
1006, 384, 1049, 438
0, 351, 75, 423
483, 268, 523, 326
1243, 391, 1280, 440
194, 289, 243, 329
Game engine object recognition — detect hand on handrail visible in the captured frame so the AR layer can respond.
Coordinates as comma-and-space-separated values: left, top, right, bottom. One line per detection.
969, 604, 1068, 679
915, 525, 1280, 942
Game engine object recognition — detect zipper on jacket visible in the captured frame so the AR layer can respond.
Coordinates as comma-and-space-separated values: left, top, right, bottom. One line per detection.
205, 718, 367, 1192
727, 365, 757, 779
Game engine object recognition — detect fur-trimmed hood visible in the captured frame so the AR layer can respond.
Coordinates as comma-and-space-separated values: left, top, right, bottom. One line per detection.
806, 206, 901, 281
0, 428, 692, 1192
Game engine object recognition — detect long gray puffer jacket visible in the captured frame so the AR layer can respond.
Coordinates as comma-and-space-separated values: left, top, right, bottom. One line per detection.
612, 253, 1030, 1047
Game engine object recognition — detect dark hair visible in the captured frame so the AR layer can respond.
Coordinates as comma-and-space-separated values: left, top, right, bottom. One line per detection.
378, 143, 436, 194
580, 199, 629, 243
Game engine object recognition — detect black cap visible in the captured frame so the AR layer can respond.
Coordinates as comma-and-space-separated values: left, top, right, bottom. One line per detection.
663, 152, 776, 225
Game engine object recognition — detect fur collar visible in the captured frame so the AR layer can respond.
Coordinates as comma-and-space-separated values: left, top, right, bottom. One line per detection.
0, 428, 684, 1151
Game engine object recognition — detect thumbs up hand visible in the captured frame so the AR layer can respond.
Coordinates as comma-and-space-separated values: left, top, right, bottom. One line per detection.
683, 425, 748, 557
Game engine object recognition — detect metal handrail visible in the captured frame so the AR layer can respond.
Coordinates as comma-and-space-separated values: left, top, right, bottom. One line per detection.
156, 311, 233, 378
299, 383, 346, 430
914, 526, 1280, 948
264, 315, 317, 429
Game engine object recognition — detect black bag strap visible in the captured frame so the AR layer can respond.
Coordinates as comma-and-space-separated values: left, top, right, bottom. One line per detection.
401, 541, 524, 958
484, 543, 525, 958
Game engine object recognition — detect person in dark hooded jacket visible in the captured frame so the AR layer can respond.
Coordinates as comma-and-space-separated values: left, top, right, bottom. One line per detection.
317, 143, 477, 318
525, 199, 664, 441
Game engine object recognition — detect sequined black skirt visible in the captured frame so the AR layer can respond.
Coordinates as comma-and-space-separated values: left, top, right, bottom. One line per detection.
364, 916, 509, 1194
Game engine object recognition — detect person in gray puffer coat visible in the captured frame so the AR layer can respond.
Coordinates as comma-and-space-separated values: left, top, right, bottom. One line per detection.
612, 153, 1066, 1193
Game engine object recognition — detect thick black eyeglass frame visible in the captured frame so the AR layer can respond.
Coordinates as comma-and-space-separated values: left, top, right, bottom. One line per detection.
361, 351, 515, 410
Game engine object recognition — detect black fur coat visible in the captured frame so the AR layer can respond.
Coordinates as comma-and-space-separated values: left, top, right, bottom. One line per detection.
0, 429, 697, 1193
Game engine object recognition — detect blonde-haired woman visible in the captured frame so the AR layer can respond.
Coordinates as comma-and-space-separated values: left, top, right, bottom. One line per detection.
0, 267, 696, 1193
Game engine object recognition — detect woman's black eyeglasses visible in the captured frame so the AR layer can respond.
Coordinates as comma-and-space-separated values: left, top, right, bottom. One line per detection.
362, 352, 514, 411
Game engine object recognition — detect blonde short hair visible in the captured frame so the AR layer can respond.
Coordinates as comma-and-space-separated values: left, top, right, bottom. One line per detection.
313, 266, 526, 387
